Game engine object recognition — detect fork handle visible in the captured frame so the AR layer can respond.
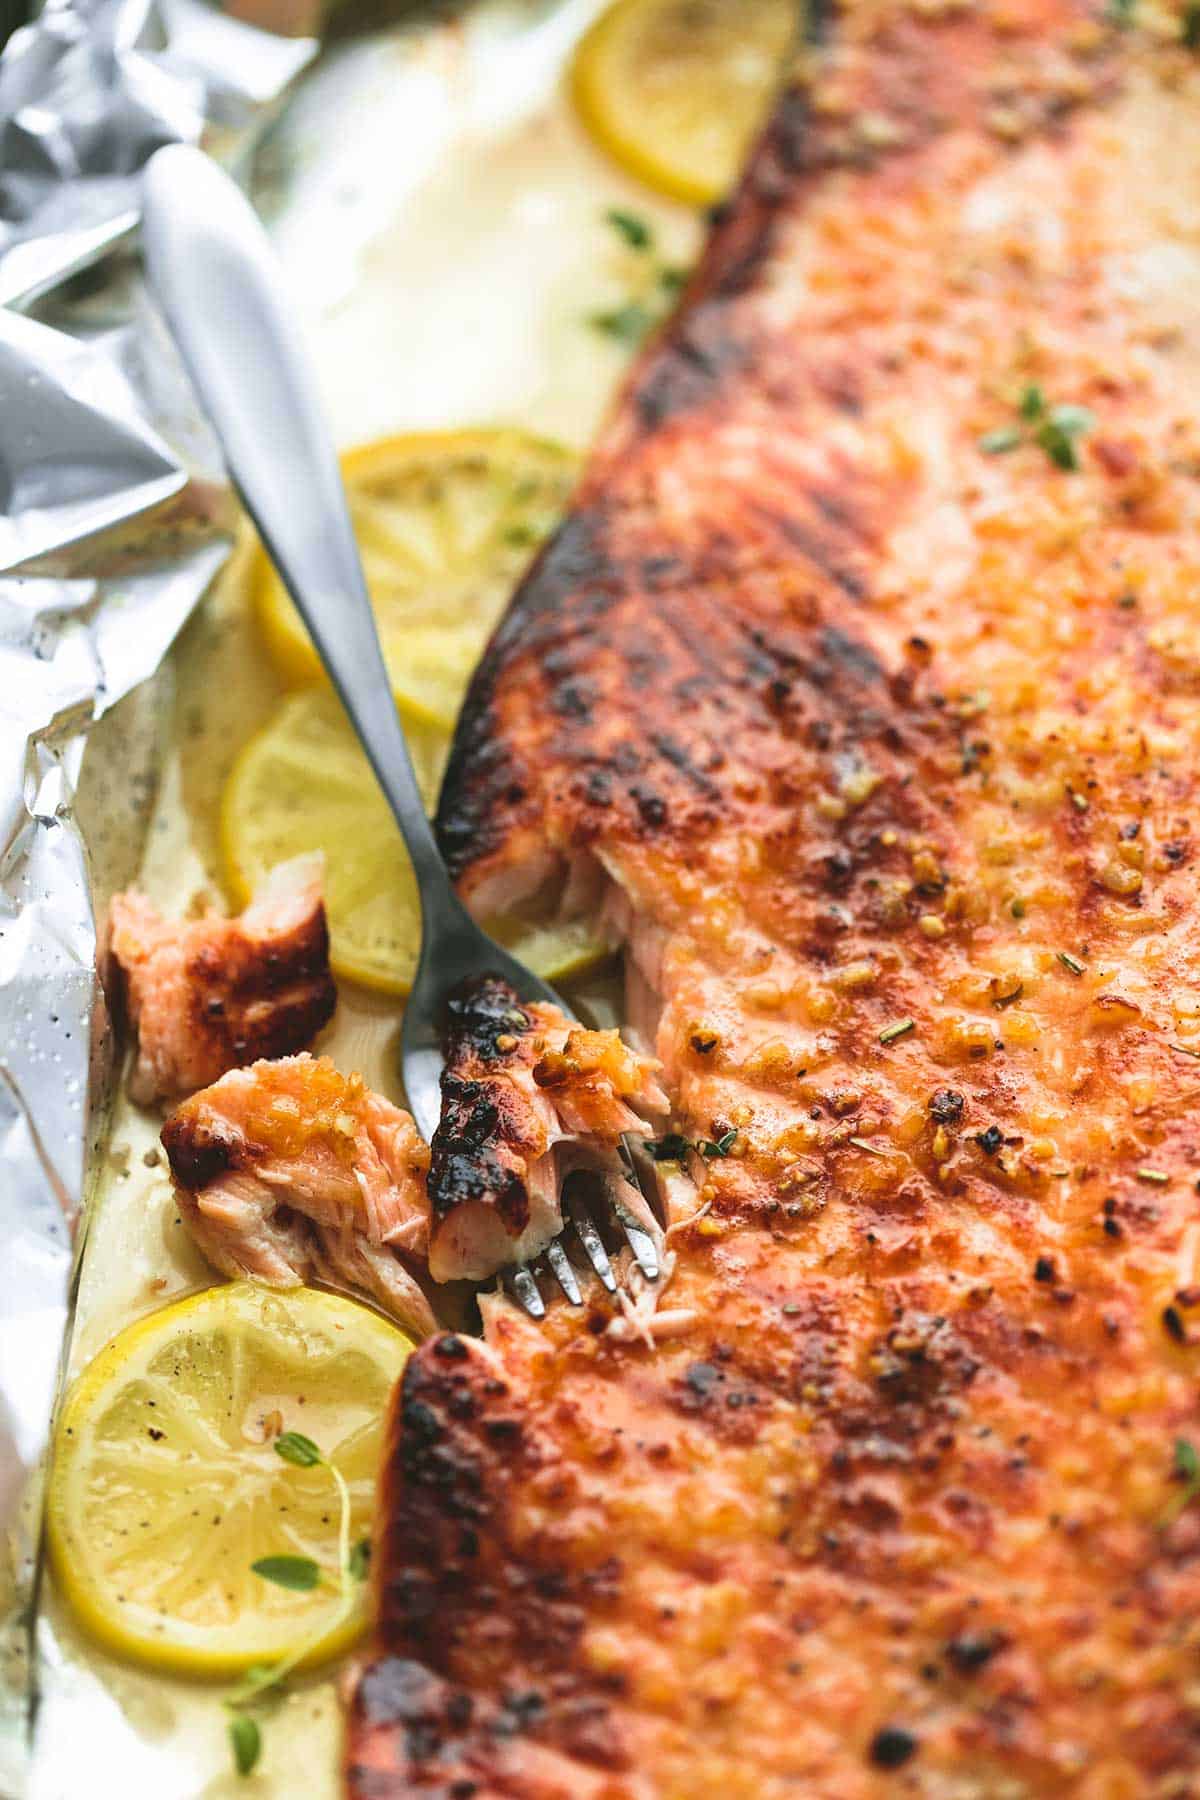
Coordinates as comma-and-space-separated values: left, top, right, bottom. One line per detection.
140, 144, 456, 906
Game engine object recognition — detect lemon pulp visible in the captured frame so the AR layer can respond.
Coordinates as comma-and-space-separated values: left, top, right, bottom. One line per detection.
253, 429, 576, 732
47, 1282, 412, 1677
572, 0, 797, 207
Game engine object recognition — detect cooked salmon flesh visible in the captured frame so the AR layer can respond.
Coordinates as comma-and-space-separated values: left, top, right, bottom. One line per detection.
161, 1053, 436, 1339
349, 0, 1200, 1794
109, 854, 336, 1103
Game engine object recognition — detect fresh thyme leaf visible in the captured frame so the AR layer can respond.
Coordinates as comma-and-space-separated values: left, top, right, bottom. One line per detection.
1035, 405, 1094, 471
605, 207, 654, 251
503, 523, 537, 549
251, 1555, 321, 1592
647, 1132, 694, 1161
274, 1431, 322, 1468
1163, 1437, 1200, 1527
979, 426, 1021, 455
349, 1539, 371, 1582
1135, 1167, 1170, 1185
1048, 403, 1095, 435
590, 301, 654, 346
1019, 383, 1046, 421
659, 266, 690, 294
1057, 951, 1086, 976
700, 1128, 737, 1158
1185, 2, 1200, 46
229, 1712, 261, 1777
879, 1017, 915, 1045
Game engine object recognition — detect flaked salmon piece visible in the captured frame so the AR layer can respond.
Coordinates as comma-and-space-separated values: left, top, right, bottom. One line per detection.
161, 1053, 436, 1339
352, 1, 1200, 1793
109, 854, 336, 1104
426, 976, 668, 1283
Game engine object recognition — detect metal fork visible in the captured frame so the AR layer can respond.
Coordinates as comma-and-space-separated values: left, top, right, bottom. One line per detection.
139, 145, 659, 1317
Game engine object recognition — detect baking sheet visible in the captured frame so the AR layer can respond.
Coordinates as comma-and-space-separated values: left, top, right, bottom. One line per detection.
25, 5, 700, 1795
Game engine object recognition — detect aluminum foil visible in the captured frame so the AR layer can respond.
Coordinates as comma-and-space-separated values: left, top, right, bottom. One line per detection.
0, 2, 314, 1789
0, 0, 313, 309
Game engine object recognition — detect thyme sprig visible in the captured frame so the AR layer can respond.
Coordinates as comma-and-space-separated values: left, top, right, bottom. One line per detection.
978, 384, 1095, 471
647, 1127, 736, 1162
589, 209, 692, 349
227, 1431, 369, 1778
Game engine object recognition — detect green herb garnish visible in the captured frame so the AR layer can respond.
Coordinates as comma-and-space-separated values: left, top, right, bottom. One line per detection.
1035, 404, 1095, 471
227, 1434, 362, 1777
1135, 1167, 1170, 1185
1162, 1437, 1200, 1526
648, 1127, 736, 1161
605, 207, 654, 251
981, 388, 1094, 470
979, 426, 1022, 455
700, 1128, 737, 1159
646, 1132, 695, 1162
879, 1017, 915, 1045
251, 1555, 321, 1593
1057, 951, 1086, 976
1184, 2, 1200, 46
229, 1713, 262, 1777
590, 301, 655, 346
273, 1430, 322, 1468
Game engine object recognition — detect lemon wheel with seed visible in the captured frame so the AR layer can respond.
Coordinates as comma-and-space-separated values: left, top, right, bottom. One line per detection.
253, 429, 577, 733
220, 685, 609, 996
572, 0, 798, 207
46, 1283, 413, 1677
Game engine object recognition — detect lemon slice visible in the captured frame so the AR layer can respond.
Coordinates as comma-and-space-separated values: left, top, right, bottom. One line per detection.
254, 430, 577, 732
47, 1282, 412, 1677
220, 685, 609, 995
572, 0, 797, 207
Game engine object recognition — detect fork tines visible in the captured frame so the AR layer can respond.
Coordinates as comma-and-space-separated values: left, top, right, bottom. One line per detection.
510, 1192, 660, 1315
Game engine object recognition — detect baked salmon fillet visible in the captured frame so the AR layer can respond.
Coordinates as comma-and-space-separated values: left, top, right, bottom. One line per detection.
349, 0, 1200, 1793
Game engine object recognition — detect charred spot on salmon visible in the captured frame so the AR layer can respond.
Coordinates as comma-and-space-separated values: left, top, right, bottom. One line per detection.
441, 976, 530, 1065
929, 1089, 965, 1125
427, 1077, 530, 1228
869, 1726, 918, 1769
945, 1631, 1006, 1674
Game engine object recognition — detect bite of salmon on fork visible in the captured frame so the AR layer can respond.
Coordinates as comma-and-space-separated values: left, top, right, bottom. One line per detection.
427, 975, 670, 1290
161, 1053, 437, 1340
348, 0, 1200, 1791
108, 853, 336, 1104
